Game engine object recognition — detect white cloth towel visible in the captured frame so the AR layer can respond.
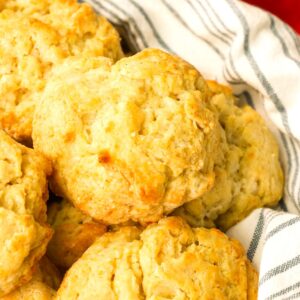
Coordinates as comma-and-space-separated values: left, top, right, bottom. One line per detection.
83, 0, 300, 298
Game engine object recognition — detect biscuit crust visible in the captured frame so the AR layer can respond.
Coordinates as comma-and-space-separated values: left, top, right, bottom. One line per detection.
0, 130, 53, 296
2, 257, 61, 300
56, 217, 258, 300
47, 199, 107, 269
0, 0, 123, 141
33, 49, 223, 224
174, 81, 283, 230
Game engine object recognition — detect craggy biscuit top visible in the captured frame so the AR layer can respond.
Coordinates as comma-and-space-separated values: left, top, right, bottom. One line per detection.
174, 81, 284, 230
0, 208, 52, 297
0, 130, 51, 222
0, 130, 53, 296
56, 217, 258, 300
1, 257, 61, 300
33, 49, 223, 224
210, 82, 283, 229
47, 199, 107, 269
0, 10, 66, 142
0, 0, 123, 141
0, 0, 123, 61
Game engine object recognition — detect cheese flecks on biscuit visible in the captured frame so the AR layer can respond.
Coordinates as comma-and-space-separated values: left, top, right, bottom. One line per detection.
0, 0, 123, 141
56, 217, 258, 300
0, 130, 52, 296
33, 49, 223, 225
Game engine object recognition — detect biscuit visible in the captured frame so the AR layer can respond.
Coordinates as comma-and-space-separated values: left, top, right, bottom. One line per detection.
56, 217, 258, 300
0, 0, 123, 142
0, 130, 53, 296
33, 49, 223, 224
47, 199, 107, 269
2, 256, 61, 300
174, 81, 283, 230
0, 0, 123, 61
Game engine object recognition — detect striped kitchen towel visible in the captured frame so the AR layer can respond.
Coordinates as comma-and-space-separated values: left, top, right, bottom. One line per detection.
83, 0, 300, 298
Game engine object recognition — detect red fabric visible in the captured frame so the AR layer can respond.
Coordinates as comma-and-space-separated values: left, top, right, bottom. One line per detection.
244, 0, 300, 33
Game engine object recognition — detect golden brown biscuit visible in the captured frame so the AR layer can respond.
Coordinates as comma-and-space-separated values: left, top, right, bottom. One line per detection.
0, 130, 51, 223
0, 0, 123, 142
33, 49, 223, 225
56, 217, 258, 300
174, 81, 283, 230
0, 130, 53, 296
2, 257, 62, 300
0, 0, 123, 61
47, 199, 107, 269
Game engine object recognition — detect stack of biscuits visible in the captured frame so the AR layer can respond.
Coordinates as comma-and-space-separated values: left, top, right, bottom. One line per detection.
0, 1, 284, 299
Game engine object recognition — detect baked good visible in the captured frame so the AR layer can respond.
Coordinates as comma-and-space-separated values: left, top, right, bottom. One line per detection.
0, 130, 52, 296
56, 216, 258, 300
0, 0, 123, 142
2, 257, 61, 300
47, 199, 107, 269
174, 81, 283, 230
33, 49, 224, 224
0, 0, 123, 61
